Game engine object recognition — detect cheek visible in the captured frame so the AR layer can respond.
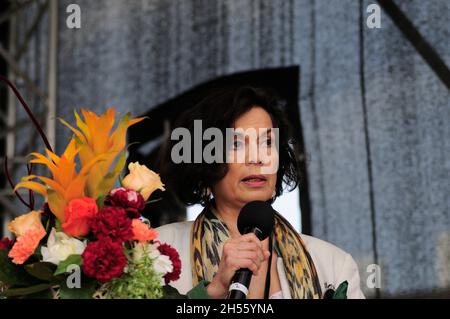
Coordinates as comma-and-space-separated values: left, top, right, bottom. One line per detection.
269, 174, 277, 188
269, 150, 279, 172
213, 165, 242, 195
225, 163, 244, 185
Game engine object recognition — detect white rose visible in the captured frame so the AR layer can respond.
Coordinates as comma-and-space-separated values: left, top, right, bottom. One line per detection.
41, 228, 86, 265
122, 162, 165, 201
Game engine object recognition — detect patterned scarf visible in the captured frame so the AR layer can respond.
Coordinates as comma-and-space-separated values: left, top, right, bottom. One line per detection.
190, 204, 322, 299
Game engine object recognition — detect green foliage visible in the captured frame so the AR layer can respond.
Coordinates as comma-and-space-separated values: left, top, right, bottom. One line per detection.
55, 219, 62, 232
42, 212, 56, 234
163, 285, 187, 299
0, 250, 40, 287
0, 251, 67, 299
333, 281, 348, 299
54, 254, 82, 276
59, 275, 97, 299
1, 283, 52, 297
102, 254, 163, 299
0, 281, 8, 299
25, 262, 56, 281
23, 288, 54, 299
96, 194, 108, 209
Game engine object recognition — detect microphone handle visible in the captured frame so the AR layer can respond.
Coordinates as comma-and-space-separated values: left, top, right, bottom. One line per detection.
227, 227, 264, 299
227, 268, 252, 299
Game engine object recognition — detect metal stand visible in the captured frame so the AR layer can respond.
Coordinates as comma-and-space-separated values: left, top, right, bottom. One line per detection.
0, 0, 58, 237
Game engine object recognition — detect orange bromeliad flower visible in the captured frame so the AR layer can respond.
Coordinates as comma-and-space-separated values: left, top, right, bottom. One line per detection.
13, 108, 144, 223
60, 108, 145, 200
14, 138, 104, 221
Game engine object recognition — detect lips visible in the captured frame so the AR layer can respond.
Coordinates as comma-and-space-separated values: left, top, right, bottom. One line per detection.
241, 175, 267, 187
242, 175, 267, 182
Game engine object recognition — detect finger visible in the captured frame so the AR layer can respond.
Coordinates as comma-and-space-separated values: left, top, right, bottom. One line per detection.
231, 255, 260, 274
240, 233, 263, 248
236, 251, 262, 267
238, 258, 259, 275
236, 242, 257, 251
236, 242, 265, 261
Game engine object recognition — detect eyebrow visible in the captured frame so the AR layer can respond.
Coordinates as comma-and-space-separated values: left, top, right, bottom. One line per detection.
233, 128, 273, 138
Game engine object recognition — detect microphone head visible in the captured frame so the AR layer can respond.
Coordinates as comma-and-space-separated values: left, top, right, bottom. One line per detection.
237, 201, 275, 240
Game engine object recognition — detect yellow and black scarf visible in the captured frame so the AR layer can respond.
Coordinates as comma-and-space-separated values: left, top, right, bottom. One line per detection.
190, 204, 322, 299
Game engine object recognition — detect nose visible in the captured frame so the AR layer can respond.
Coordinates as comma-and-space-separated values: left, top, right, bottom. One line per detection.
248, 158, 263, 165
246, 142, 263, 165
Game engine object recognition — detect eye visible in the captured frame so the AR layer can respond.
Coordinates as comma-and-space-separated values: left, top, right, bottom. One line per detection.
262, 138, 272, 146
233, 140, 244, 149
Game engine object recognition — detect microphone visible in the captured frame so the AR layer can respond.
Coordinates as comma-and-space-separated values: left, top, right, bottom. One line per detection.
227, 200, 275, 299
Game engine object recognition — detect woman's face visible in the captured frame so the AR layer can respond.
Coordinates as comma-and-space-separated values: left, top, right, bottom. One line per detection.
212, 106, 278, 209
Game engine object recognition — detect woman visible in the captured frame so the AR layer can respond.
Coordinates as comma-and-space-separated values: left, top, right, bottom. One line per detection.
157, 87, 365, 299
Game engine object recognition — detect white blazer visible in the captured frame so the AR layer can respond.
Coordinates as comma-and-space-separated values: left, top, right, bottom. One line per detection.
156, 221, 365, 299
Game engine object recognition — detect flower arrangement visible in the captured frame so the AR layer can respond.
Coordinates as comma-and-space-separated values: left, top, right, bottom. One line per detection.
0, 76, 182, 299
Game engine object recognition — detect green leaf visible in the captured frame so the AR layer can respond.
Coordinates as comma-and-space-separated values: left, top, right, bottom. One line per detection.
96, 194, 107, 209
163, 285, 187, 299
146, 197, 162, 204
333, 281, 348, 299
59, 276, 96, 299
24, 262, 56, 281
54, 255, 82, 276
1, 283, 52, 297
55, 219, 62, 232
24, 288, 54, 299
42, 212, 55, 234
0, 250, 39, 287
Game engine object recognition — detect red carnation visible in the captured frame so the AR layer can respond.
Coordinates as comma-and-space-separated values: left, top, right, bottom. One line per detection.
157, 243, 181, 284
0, 237, 14, 251
89, 206, 133, 243
105, 187, 145, 219
82, 238, 127, 282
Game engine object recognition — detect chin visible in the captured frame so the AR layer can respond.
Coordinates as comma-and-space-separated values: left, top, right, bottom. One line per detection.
241, 192, 272, 203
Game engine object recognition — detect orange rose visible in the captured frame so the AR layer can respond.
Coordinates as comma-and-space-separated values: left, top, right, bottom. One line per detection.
132, 219, 158, 242
8, 210, 43, 237
122, 162, 165, 201
62, 197, 98, 237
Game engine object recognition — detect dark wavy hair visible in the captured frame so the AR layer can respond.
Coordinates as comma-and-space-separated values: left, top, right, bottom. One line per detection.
160, 86, 300, 207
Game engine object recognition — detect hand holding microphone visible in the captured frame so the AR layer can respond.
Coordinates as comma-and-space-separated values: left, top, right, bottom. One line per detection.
206, 201, 275, 299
